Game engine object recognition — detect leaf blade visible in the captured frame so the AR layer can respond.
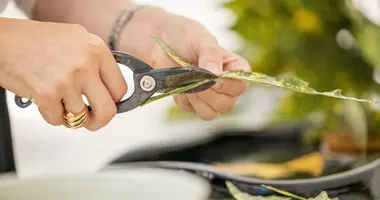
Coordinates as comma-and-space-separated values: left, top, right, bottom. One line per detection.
143, 36, 380, 106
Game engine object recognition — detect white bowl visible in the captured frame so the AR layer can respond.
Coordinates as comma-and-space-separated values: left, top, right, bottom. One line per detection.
0, 168, 211, 200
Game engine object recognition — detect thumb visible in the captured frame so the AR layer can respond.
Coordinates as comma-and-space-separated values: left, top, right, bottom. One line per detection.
195, 40, 225, 75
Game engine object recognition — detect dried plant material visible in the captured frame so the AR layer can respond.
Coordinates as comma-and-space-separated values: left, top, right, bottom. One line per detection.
213, 152, 324, 179
144, 36, 380, 106
283, 152, 324, 177
225, 181, 291, 200
214, 163, 294, 180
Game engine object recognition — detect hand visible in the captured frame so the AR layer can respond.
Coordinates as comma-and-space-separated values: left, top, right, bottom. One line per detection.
119, 6, 251, 120
0, 18, 127, 131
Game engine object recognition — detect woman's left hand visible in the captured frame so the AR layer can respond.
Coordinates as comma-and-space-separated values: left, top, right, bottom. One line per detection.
119, 6, 251, 120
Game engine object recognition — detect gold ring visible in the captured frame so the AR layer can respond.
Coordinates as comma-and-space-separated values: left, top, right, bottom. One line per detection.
63, 106, 89, 129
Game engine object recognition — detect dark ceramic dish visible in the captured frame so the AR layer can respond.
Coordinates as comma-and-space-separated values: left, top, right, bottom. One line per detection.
111, 124, 380, 199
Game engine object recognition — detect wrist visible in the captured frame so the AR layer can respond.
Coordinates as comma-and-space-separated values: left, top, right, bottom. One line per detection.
107, 3, 146, 50
116, 6, 169, 59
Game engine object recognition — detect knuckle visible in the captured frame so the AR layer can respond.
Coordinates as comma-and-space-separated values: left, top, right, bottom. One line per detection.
71, 59, 94, 80
55, 76, 72, 92
66, 23, 89, 35
72, 24, 88, 32
35, 89, 58, 104
82, 34, 108, 61
88, 33, 107, 49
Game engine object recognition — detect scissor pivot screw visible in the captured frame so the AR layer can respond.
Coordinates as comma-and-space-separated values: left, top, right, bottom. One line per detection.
140, 75, 156, 91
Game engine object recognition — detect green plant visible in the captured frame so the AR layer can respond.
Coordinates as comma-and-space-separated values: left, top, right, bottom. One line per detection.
212, 181, 338, 200
219, 0, 380, 146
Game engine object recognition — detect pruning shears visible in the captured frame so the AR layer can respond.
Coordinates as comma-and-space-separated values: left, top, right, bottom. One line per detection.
14, 51, 218, 114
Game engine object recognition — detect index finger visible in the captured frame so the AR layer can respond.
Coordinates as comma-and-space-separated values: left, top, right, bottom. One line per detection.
90, 34, 128, 103
82, 74, 117, 131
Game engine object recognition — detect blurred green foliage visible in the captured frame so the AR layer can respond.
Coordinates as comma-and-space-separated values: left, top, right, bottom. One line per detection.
222, 0, 380, 139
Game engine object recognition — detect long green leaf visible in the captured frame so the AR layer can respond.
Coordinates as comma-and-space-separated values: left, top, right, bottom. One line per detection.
221, 70, 379, 104
143, 36, 380, 105
151, 36, 192, 66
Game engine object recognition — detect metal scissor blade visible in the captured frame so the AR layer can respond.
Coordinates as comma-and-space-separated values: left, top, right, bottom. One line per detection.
161, 67, 218, 92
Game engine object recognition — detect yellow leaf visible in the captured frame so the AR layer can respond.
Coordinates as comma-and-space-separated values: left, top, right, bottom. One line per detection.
213, 152, 324, 179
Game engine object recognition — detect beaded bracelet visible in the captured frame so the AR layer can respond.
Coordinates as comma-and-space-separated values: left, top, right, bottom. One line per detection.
108, 3, 144, 50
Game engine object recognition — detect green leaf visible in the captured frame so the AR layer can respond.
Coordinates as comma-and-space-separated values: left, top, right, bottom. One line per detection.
143, 36, 380, 106
220, 71, 380, 104
261, 185, 306, 200
225, 181, 291, 200
307, 192, 339, 200
225, 181, 339, 200
150, 36, 192, 66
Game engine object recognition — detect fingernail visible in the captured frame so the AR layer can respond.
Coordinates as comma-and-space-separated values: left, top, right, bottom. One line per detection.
206, 63, 220, 74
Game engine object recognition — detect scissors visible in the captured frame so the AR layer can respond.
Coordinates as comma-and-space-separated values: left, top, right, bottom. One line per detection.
14, 51, 218, 114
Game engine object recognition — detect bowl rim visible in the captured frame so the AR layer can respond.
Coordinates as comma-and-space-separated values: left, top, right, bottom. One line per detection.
106, 158, 380, 185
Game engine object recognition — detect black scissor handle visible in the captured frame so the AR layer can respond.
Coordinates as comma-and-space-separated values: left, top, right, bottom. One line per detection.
14, 96, 32, 108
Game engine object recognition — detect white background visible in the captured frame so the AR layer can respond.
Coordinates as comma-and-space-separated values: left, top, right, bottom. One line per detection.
1, 0, 379, 178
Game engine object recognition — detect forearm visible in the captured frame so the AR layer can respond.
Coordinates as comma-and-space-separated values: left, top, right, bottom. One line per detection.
31, 0, 134, 44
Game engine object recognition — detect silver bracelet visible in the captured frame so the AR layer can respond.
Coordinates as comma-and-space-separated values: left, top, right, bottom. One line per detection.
108, 3, 143, 50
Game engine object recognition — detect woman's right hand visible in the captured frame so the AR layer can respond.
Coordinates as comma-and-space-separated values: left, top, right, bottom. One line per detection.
0, 18, 127, 131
